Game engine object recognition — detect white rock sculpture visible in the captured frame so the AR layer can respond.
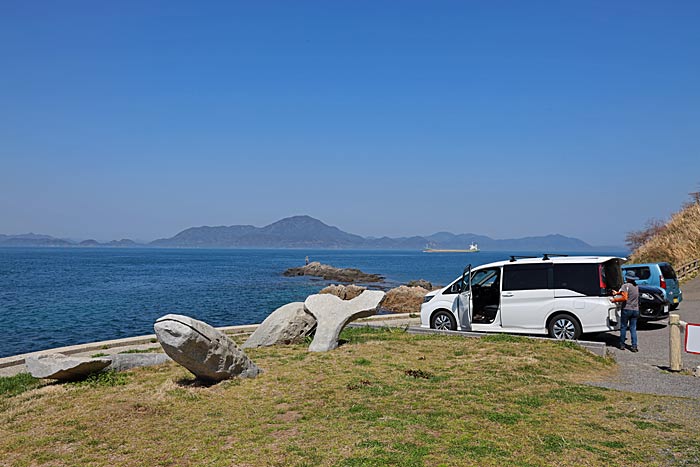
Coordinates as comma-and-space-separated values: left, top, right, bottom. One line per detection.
242, 302, 316, 349
304, 290, 385, 352
25, 353, 112, 381
154, 314, 260, 381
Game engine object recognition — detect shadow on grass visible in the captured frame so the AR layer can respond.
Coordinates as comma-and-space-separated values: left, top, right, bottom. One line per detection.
175, 377, 220, 388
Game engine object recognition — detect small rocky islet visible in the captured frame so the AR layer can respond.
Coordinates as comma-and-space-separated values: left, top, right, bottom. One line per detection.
283, 261, 384, 283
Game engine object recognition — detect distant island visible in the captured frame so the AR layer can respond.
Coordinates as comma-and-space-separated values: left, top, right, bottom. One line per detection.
0, 215, 616, 251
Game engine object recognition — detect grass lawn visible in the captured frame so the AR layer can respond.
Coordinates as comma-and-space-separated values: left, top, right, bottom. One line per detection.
1, 328, 698, 466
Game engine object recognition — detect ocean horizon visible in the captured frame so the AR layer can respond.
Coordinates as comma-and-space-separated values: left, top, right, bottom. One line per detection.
0, 247, 628, 358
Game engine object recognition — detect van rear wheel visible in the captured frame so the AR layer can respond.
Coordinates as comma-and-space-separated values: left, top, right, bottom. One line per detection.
431, 310, 457, 331
548, 314, 581, 340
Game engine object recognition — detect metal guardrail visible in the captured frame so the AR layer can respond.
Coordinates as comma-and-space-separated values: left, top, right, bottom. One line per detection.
677, 258, 700, 282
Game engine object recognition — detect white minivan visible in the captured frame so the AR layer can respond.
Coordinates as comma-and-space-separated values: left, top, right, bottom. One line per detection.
420, 255, 625, 340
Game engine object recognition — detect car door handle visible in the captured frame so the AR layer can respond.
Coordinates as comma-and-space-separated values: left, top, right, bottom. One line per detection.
502, 293, 514, 297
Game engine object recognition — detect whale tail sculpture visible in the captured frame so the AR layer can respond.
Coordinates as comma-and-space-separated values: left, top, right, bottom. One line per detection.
304, 290, 385, 352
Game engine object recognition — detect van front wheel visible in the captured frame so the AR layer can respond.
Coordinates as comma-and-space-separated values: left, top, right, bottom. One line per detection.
431, 310, 457, 331
548, 314, 581, 340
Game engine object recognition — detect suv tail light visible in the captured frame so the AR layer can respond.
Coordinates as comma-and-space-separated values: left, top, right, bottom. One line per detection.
598, 264, 607, 293
660, 275, 667, 289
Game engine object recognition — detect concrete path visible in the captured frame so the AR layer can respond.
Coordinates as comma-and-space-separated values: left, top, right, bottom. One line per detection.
586, 277, 700, 399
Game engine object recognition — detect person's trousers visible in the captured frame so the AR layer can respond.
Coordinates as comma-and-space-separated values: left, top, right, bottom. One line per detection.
620, 308, 639, 347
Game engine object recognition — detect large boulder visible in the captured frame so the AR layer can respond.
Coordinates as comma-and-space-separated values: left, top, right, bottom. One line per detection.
380, 285, 430, 314
319, 284, 366, 300
304, 290, 385, 352
406, 279, 434, 290
242, 302, 316, 349
25, 354, 112, 381
154, 314, 260, 381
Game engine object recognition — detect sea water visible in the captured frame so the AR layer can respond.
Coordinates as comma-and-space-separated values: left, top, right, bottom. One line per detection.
0, 247, 626, 357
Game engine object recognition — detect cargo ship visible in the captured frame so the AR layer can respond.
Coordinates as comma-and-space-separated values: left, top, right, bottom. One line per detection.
423, 242, 480, 253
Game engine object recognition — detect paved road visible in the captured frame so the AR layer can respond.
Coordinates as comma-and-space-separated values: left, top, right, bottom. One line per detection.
587, 277, 700, 399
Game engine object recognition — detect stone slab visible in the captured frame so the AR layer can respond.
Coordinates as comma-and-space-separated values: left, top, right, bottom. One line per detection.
25, 353, 112, 380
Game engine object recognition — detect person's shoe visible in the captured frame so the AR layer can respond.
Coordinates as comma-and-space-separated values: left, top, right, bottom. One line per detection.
618, 343, 626, 350
630, 346, 639, 353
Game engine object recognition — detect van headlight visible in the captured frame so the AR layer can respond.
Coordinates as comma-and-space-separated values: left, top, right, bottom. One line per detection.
423, 295, 435, 303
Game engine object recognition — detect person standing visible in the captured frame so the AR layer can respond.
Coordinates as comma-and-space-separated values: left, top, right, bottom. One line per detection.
612, 271, 640, 352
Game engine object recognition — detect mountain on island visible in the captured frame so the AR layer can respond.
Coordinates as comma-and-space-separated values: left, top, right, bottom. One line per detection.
0, 234, 141, 248
1, 215, 606, 251
151, 216, 366, 249
0, 233, 73, 247
150, 215, 598, 251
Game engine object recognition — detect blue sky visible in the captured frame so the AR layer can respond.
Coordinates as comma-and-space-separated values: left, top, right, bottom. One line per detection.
1, 1, 698, 245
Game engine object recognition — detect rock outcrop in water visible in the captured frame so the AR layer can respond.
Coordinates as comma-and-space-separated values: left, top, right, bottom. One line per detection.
283, 262, 383, 283
319, 284, 367, 300
380, 285, 430, 314
406, 279, 434, 290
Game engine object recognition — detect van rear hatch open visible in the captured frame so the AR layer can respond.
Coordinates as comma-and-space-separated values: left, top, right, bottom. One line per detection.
602, 258, 624, 293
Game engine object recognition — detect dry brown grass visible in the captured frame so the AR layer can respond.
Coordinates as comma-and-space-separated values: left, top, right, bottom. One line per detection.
629, 201, 700, 270
1, 329, 699, 467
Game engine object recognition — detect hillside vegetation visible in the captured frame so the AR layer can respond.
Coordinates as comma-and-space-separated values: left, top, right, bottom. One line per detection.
628, 199, 700, 270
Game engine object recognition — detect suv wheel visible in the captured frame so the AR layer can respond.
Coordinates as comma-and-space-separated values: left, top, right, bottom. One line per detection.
431, 310, 457, 331
548, 314, 581, 340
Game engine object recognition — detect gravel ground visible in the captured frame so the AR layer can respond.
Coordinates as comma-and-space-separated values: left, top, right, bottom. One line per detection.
587, 277, 700, 399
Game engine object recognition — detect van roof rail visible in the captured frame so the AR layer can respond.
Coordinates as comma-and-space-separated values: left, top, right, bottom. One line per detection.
542, 254, 569, 261
509, 255, 538, 262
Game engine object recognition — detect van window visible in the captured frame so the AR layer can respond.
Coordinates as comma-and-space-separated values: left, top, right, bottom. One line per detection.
472, 268, 499, 287
553, 264, 599, 296
659, 263, 677, 279
503, 264, 551, 291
